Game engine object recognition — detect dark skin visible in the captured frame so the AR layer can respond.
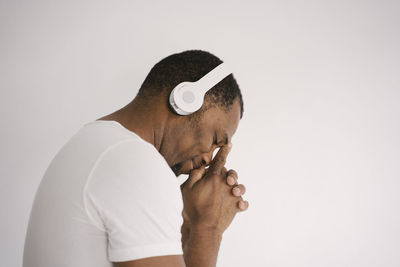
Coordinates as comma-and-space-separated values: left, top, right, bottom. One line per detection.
99, 94, 248, 267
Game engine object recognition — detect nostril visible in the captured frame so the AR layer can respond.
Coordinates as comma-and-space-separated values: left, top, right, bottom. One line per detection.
201, 159, 206, 166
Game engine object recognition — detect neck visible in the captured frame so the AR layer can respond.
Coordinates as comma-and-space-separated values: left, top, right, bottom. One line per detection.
98, 98, 168, 152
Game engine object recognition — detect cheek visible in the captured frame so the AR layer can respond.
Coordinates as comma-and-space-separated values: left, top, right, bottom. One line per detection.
179, 135, 210, 159
172, 123, 211, 160
174, 135, 199, 160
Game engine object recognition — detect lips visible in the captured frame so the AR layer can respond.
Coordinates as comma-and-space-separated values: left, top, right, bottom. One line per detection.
185, 159, 202, 174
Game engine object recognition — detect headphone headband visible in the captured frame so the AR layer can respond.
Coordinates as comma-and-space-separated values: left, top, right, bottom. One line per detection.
195, 63, 232, 95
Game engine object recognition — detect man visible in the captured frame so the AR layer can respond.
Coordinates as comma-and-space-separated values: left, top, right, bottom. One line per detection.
23, 50, 249, 267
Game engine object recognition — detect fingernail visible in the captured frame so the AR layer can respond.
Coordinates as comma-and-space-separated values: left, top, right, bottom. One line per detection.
233, 187, 240, 195
239, 201, 246, 209
227, 143, 232, 148
227, 176, 235, 185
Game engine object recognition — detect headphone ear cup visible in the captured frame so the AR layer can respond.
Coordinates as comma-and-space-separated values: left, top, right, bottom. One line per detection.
169, 82, 205, 115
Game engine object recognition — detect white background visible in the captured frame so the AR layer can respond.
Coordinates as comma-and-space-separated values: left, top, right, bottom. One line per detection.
1, 0, 399, 266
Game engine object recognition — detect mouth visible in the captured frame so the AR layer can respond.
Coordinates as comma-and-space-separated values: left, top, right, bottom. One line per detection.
185, 160, 199, 174
173, 159, 201, 176
191, 160, 206, 172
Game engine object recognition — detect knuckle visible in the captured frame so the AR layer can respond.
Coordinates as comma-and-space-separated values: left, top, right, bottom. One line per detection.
238, 199, 248, 211
215, 157, 226, 164
228, 169, 238, 178
226, 175, 237, 185
207, 169, 220, 177
231, 186, 240, 195
232, 184, 245, 196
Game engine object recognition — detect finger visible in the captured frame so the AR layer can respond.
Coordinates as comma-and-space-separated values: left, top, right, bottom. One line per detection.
182, 166, 206, 189
231, 184, 246, 197
237, 200, 249, 212
226, 169, 238, 186
226, 176, 237, 186
209, 143, 232, 173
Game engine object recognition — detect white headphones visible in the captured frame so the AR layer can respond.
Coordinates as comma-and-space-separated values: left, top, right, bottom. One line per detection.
169, 62, 232, 115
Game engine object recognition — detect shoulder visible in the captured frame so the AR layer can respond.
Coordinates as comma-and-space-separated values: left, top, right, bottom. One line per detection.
99, 138, 173, 177
86, 137, 179, 199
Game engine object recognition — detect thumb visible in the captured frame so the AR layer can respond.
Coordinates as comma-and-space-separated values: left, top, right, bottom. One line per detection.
183, 166, 206, 189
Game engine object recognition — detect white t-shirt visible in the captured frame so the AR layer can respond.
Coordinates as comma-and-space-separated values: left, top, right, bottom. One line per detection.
23, 120, 184, 267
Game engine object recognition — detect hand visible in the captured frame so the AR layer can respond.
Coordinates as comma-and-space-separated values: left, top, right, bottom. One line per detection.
180, 165, 248, 252
180, 144, 249, 235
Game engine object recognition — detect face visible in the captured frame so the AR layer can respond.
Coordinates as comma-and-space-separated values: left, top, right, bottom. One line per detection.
166, 99, 241, 176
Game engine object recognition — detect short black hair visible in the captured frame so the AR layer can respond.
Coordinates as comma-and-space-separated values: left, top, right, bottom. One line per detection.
137, 50, 244, 118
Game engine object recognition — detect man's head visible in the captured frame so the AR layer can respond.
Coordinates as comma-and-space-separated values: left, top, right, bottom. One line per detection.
135, 50, 244, 176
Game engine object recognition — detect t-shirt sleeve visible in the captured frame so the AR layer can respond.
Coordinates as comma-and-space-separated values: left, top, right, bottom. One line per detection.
84, 139, 184, 262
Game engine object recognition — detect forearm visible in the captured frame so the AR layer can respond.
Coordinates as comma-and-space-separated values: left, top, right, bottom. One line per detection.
183, 225, 222, 267
181, 219, 191, 255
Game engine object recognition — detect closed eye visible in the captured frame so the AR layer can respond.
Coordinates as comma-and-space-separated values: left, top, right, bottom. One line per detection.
213, 134, 218, 146
213, 133, 228, 147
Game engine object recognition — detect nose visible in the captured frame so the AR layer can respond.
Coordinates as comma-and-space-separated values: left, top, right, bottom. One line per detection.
200, 148, 216, 167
